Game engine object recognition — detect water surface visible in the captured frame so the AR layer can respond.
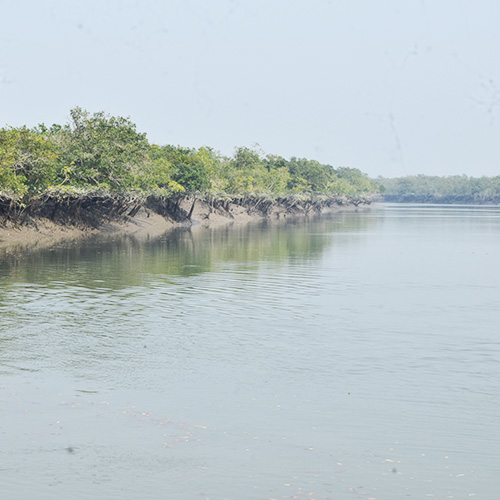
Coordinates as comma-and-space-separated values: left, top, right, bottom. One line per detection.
1, 205, 499, 499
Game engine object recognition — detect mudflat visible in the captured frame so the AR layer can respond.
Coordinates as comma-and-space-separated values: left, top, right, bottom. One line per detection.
0, 196, 359, 254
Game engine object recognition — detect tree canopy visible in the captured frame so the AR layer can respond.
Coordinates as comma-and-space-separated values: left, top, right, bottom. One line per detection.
379, 175, 500, 204
0, 108, 380, 199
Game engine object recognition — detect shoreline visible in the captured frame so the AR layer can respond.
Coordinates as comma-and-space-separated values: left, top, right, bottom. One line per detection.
382, 195, 500, 205
0, 195, 368, 253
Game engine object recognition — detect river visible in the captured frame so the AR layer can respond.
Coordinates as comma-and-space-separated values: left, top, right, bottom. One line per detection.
1, 204, 499, 499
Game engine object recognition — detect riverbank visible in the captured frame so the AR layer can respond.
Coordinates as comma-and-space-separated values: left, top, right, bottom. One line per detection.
382, 194, 500, 204
0, 193, 372, 252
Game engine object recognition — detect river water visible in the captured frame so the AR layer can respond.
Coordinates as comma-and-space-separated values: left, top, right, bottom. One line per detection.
0, 204, 499, 499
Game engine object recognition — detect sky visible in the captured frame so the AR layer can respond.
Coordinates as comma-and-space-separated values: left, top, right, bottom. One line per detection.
1, 0, 499, 178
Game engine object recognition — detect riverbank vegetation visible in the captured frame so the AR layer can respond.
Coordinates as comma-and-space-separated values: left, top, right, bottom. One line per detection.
0, 108, 379, 226
379, 175, 500, 204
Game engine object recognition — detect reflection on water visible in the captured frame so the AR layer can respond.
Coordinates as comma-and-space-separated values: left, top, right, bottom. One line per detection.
0, 213, 375, 285
1, 206, 499, 500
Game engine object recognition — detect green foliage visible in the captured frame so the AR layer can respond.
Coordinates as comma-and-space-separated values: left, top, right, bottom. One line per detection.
379, 175, 500, 203
57, 107, 151, 190
287, 157, 334, 192
334, 167, 379, 194
221, 147, 292, 195
142, 144, 184, 193
226, 146, 266, 193
262, 155, 291, 194
0, 107, 380, 200
0, 126, 61, 197
158, 145, 212, 192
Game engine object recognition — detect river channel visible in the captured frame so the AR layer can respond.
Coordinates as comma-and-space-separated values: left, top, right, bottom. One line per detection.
1, 204, 499, 499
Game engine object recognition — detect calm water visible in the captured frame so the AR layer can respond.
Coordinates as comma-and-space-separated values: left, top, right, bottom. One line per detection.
1, 204, 499, 499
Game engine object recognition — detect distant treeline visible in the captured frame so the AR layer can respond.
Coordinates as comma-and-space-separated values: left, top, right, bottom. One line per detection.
0, 107, 378, 200
379, 175, 500, 204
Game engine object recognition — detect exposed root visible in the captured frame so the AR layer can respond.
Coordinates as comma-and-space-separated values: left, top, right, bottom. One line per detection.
0, 192, 376, 230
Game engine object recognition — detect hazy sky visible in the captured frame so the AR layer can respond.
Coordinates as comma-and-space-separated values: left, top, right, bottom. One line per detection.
1, 0, 499, 178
